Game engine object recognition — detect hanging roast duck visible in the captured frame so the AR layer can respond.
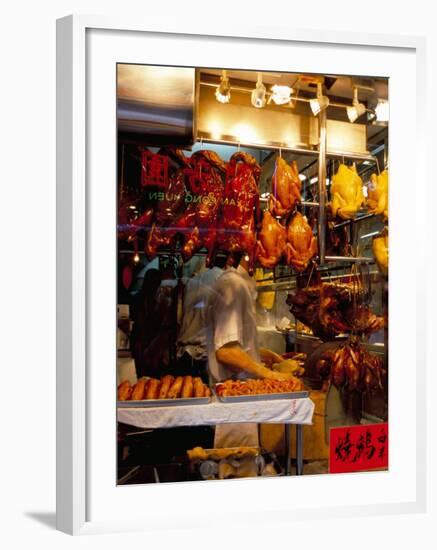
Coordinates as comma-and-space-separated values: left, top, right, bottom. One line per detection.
216, 151, 261, 275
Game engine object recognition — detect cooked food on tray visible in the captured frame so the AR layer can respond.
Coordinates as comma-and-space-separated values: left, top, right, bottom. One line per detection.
215, 377, 303, 397
117, 375, 211, 401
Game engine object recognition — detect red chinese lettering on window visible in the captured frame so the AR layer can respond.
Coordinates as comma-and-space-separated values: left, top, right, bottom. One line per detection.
329, 423, 388, 473
183, 158, 211, 194
141, 150, 169, 189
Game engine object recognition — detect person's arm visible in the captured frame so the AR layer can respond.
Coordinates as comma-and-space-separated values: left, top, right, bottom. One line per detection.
216, 342, 295, 380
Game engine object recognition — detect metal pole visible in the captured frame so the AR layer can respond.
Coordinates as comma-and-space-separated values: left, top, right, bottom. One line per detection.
296, 424, 304, 475
318, 109, 327, 264
285, 424, 291, 476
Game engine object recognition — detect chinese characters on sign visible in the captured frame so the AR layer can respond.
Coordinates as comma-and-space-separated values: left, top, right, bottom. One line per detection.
329, 423, 388, 474
141, 150, 169, 189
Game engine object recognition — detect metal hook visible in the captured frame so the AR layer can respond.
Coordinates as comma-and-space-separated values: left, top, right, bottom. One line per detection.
200, 136, 203, 150
375, 157, 381, 175
279, 147, 282, 158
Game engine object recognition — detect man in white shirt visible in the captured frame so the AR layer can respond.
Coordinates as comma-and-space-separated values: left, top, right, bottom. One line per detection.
206, 255, 290, 447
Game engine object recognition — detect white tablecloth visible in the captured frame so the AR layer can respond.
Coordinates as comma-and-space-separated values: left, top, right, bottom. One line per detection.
117, 397, 315, 429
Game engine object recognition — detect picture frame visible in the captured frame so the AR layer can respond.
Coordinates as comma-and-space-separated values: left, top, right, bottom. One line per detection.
56, 14, 427, 535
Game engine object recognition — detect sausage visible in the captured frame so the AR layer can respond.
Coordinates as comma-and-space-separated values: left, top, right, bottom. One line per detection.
181, 376, 193, 398
193, 377, 204, 398
145, 378, 160, 400
167, 376, 184, 399
117, 381, 132, 401
159, 375, 175, 399
131, 379, 147, 401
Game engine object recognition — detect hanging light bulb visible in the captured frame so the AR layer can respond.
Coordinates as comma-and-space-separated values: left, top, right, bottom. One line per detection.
251, 72, 267, 108
310, 82, 330, 116
375, 99, 389, 122
133, 253, 140, 264
271, 84, 293, 105
215, 70, 231, 104
347, 87, 366, 123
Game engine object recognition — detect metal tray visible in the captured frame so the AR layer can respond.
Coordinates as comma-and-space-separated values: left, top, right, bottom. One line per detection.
117, 396, 211, 408
214, 388, 308, 403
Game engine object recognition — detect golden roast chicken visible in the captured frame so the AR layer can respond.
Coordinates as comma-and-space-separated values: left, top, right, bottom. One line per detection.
330, 163, 365, 220
269, 156, 301, 217
367, 169, 388, 219
256, 211, 287, 269
285, 212, 318, 271
373, 230, 388, 275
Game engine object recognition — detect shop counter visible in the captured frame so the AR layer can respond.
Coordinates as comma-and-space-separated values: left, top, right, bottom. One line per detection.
118, 396, 315, 475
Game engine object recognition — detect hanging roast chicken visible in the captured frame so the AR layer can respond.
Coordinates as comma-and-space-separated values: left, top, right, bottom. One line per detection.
330, 163, 365, 220
177, 150, 226, 265
256, 210, 287, 269
216, 152, 261, 275
285, 212, 318, 272
373, 229, 389, 276
367, 169, 388, 220
268, 156, 301, 217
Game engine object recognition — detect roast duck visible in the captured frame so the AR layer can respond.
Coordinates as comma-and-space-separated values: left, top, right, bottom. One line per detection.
367, 169, 388, 220
145, 151, 188, 258
285, 212, 318, 271
175, 150, 226, 265
216, 152, 261, 274
269, 156, 301, 217
315, 340, 386, 393
287, 281, 385, 340
330, 163, 365, 220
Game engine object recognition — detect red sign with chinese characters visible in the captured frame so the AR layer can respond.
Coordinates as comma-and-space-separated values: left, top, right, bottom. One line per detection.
141, 150, 169, 189
329, 423, 388, 474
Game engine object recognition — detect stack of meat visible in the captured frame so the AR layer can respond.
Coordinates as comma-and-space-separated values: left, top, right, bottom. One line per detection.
287, 281, 385, 340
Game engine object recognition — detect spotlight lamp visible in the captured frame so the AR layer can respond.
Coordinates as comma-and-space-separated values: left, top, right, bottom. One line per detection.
215, 70, 231, 104
347, 87, 366, 123
271, 84, 293, 105
310, 82, 330, 116
251, 72, 267, 108
375, 99, 389, 122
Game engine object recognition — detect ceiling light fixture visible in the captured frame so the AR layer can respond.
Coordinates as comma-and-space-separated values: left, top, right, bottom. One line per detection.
271, 84, 293, 105
251, 72, 267, 108
347, 87, 366, 123
299, 174, 307, 182
215, 70, 231, 104
310, 83, 330, 116
375, 99, 389, 122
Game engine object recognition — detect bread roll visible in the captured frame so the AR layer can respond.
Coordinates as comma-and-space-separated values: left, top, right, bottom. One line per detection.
181, 376, 194, 398
131, 379, 147, 400
167, 376, 184, 399
145, 378, 160, 400
159, 375, 174, 399
193, 377, 204, 398
117, 381, 132, 401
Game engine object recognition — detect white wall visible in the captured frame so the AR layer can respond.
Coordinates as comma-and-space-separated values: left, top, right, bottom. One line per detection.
0, 0, 435, 547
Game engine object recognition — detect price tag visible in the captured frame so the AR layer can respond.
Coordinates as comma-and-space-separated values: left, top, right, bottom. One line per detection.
329, 423, 388, 474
